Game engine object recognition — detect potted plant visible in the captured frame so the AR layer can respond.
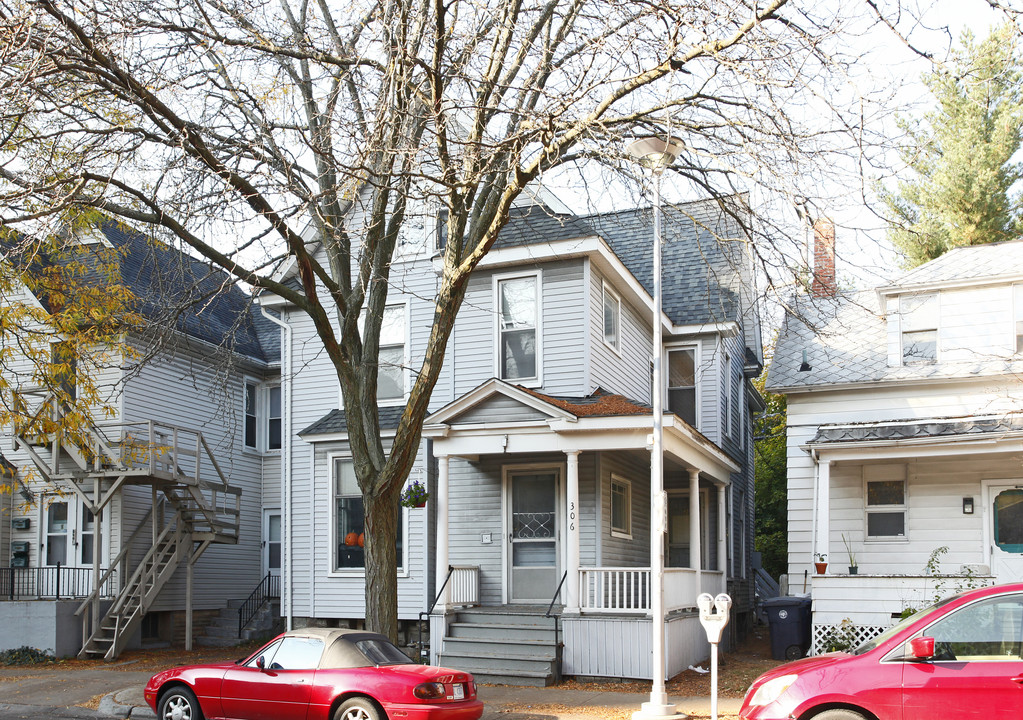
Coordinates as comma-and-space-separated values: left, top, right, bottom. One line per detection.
400, 479, 429, 508
842, 534, 858, 575
814, 553, 828, 575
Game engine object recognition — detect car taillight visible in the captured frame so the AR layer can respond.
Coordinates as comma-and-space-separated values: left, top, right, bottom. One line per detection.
413, 682, 447, 700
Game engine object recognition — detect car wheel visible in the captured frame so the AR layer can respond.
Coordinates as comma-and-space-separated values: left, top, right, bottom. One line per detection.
811, 710, 867, 720
158, 686, 205, 720
334, 696, 382, 720
784, 644, 804, 660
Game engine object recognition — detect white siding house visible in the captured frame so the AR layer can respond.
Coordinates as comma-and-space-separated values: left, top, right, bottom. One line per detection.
768, 238, 1023, 654
263, 191, 764, 683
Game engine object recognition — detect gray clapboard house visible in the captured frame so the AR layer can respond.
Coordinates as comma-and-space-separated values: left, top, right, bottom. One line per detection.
261, 189, 763, 683
0, 221, 280, 658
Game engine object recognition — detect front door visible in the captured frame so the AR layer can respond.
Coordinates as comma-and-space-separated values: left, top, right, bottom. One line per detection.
986, 483, 1023, 583
42, 497, 98, 568
507, 469, 560, 603
263, 510, 282, 579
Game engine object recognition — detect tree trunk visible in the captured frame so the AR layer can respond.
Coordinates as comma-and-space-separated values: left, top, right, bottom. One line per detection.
363, 479, 401, 640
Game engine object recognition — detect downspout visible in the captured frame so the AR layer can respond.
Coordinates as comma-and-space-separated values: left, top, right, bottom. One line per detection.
260, 306, 294, 630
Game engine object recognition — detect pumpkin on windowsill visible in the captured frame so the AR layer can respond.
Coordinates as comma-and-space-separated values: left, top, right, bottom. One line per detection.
344, 531, 359, 547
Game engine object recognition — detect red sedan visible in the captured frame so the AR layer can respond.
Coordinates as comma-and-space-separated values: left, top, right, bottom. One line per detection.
144, 628, 484, 720
740, 582, 1023, 720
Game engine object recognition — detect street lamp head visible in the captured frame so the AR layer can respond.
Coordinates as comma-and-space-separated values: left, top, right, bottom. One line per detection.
626, 135, 684, 173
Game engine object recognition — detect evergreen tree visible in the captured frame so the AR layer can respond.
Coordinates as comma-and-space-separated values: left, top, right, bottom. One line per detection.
882, 24, 1023, 267
753, 372, 788, 582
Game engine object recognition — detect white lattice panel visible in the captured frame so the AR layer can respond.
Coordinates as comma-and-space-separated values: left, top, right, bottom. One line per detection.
811, 622, 888, 655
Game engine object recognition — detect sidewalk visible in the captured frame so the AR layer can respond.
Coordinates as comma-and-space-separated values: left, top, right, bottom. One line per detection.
0, 664, 744, 720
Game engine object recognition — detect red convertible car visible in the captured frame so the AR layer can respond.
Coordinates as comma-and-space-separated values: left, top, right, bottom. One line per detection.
144, 628, 484, 720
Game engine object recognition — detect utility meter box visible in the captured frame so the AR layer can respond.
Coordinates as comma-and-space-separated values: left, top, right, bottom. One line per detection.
12, 517, 30, 531
11, 541, 29, 567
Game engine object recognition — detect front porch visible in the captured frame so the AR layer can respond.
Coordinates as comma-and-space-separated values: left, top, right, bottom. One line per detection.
809, 572, 995, 655
423, 380, 741, 680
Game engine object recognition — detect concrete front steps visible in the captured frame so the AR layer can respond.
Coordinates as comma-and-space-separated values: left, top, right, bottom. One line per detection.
197, 599, 282, 647
436, 608, 561, 687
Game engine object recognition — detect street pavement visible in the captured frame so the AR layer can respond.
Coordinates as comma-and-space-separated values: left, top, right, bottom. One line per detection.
0, 663, 743, 720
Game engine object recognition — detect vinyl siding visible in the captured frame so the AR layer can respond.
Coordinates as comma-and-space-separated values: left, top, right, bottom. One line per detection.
588, 265, 653, 403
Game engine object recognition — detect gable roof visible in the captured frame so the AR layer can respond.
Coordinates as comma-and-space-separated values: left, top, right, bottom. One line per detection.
2, 221, 279, 364
885, 239, 1023, 289
768, 242, 1023, 392
579, 198, 751, 328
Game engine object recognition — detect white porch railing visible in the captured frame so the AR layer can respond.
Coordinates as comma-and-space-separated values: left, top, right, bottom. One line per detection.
449, 565, 480, 606
579, 567, 724, 614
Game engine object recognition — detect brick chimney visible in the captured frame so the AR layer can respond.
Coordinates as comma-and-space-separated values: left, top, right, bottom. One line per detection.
811, 217, 836, 297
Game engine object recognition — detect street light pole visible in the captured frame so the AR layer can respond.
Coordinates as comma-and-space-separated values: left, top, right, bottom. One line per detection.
626, 135, 684, 720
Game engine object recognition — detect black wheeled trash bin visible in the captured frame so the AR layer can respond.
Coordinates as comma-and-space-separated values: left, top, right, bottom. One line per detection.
762, 595, 811, 661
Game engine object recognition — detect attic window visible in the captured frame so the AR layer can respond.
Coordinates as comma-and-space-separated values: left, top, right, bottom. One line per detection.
900, 293, 938, 366
602, 283, 621, 352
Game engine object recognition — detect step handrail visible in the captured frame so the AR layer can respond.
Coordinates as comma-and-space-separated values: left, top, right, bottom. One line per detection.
237, 572, 281, 637
417, 565, 458, 664
545, 570, 568, 684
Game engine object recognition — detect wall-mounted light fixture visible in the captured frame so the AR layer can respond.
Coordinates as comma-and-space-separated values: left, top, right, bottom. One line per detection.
963, 497, 974, 515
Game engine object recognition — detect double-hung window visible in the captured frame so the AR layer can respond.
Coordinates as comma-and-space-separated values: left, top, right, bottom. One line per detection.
244, 381, 282, 452
866, 477, 907, 539
333, 458, 403, 571
602, 283, 621, 353
498, 274, 539, 382
900, 293, 938, 365
610, 476, 632, 538
377, 305, 406, 401
667, 347, 698, 427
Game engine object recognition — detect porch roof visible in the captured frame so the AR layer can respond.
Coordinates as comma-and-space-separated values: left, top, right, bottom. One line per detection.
424, 379, 739, 483
804, 412, 1023, 461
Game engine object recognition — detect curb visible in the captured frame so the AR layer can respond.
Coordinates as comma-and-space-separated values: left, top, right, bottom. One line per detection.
97, 689, 156, 720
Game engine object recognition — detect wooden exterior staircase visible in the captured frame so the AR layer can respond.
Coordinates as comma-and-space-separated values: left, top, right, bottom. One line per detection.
12, 390, 242, 659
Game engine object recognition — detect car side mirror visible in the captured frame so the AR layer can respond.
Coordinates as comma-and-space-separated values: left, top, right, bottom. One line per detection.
256, 655, 266, 671
910, 636, 935, 659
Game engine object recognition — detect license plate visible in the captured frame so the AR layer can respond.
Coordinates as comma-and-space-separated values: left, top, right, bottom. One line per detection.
453, 684, 464, 700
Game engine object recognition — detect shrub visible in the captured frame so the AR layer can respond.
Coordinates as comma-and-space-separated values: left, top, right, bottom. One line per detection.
0, 646, 54, 666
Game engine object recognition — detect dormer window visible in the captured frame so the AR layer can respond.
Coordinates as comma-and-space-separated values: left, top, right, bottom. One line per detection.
602, 283, 621, 353
900, 293, 938, 366
497, 273, 540, 382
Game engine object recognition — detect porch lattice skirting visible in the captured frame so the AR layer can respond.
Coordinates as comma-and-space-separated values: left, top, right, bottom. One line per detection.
811, 622, 888, 656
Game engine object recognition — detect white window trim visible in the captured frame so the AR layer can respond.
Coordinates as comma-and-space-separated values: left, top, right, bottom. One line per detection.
393, 198, 438, 263
663, 341, 701, 428
242, 378, 283, 455
609, 474, 632, 539
1013, 283, 1023, 354
723, 351, 734, 439
328, 453, 410, 578
601, 281, 622, 356
899, 292, 940, 366
493, 270, 543, 387
864, 477, 909, 543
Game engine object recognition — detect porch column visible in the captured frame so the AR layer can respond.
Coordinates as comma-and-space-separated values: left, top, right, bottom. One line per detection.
689, 469, 701, 580
435, 454, 450, 609
565, 450, 580, 613
814, 456, 831, 570
717, 483, 727, 594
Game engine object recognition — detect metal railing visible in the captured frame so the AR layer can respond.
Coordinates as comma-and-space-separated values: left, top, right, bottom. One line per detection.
238, 572, 281, 637
416, 565, 480, 663
545, 570, 568, 683
1, 565, 117, 600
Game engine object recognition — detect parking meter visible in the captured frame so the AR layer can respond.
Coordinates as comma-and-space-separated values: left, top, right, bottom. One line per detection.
697, 593, 731, 720
697, 592, 731, 643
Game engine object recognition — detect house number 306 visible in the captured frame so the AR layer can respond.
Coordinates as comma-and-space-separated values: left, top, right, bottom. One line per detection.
569, 502, 575, 531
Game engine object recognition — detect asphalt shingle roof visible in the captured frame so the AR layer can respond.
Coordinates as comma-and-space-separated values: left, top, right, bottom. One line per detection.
768, 242, 1023, 392
809, 412, 1023, 444
300, 405, 408, 436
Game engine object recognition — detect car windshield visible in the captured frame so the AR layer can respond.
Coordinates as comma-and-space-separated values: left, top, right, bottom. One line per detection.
853, 593, 961, 655
355, 638, 415, 665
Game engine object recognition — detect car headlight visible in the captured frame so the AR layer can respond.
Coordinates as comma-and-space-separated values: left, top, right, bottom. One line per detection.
748, 674, 797, 707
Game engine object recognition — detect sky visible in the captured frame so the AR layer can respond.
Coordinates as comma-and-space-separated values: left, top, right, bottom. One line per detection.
545, 0, 1011, 295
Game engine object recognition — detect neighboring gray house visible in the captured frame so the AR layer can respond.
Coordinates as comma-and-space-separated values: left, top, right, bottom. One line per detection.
0, 221, 280, 657
261, 190, 764, 683
768, 233, 1023, 654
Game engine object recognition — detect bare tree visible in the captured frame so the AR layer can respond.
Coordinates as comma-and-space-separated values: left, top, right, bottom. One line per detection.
0, 0, 910, 638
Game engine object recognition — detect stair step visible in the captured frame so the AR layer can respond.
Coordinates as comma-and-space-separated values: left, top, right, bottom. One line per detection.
454, 611, 558, 627
447, 623, 556, 642
459, 671, 554, 687
438, 653, 555, 674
